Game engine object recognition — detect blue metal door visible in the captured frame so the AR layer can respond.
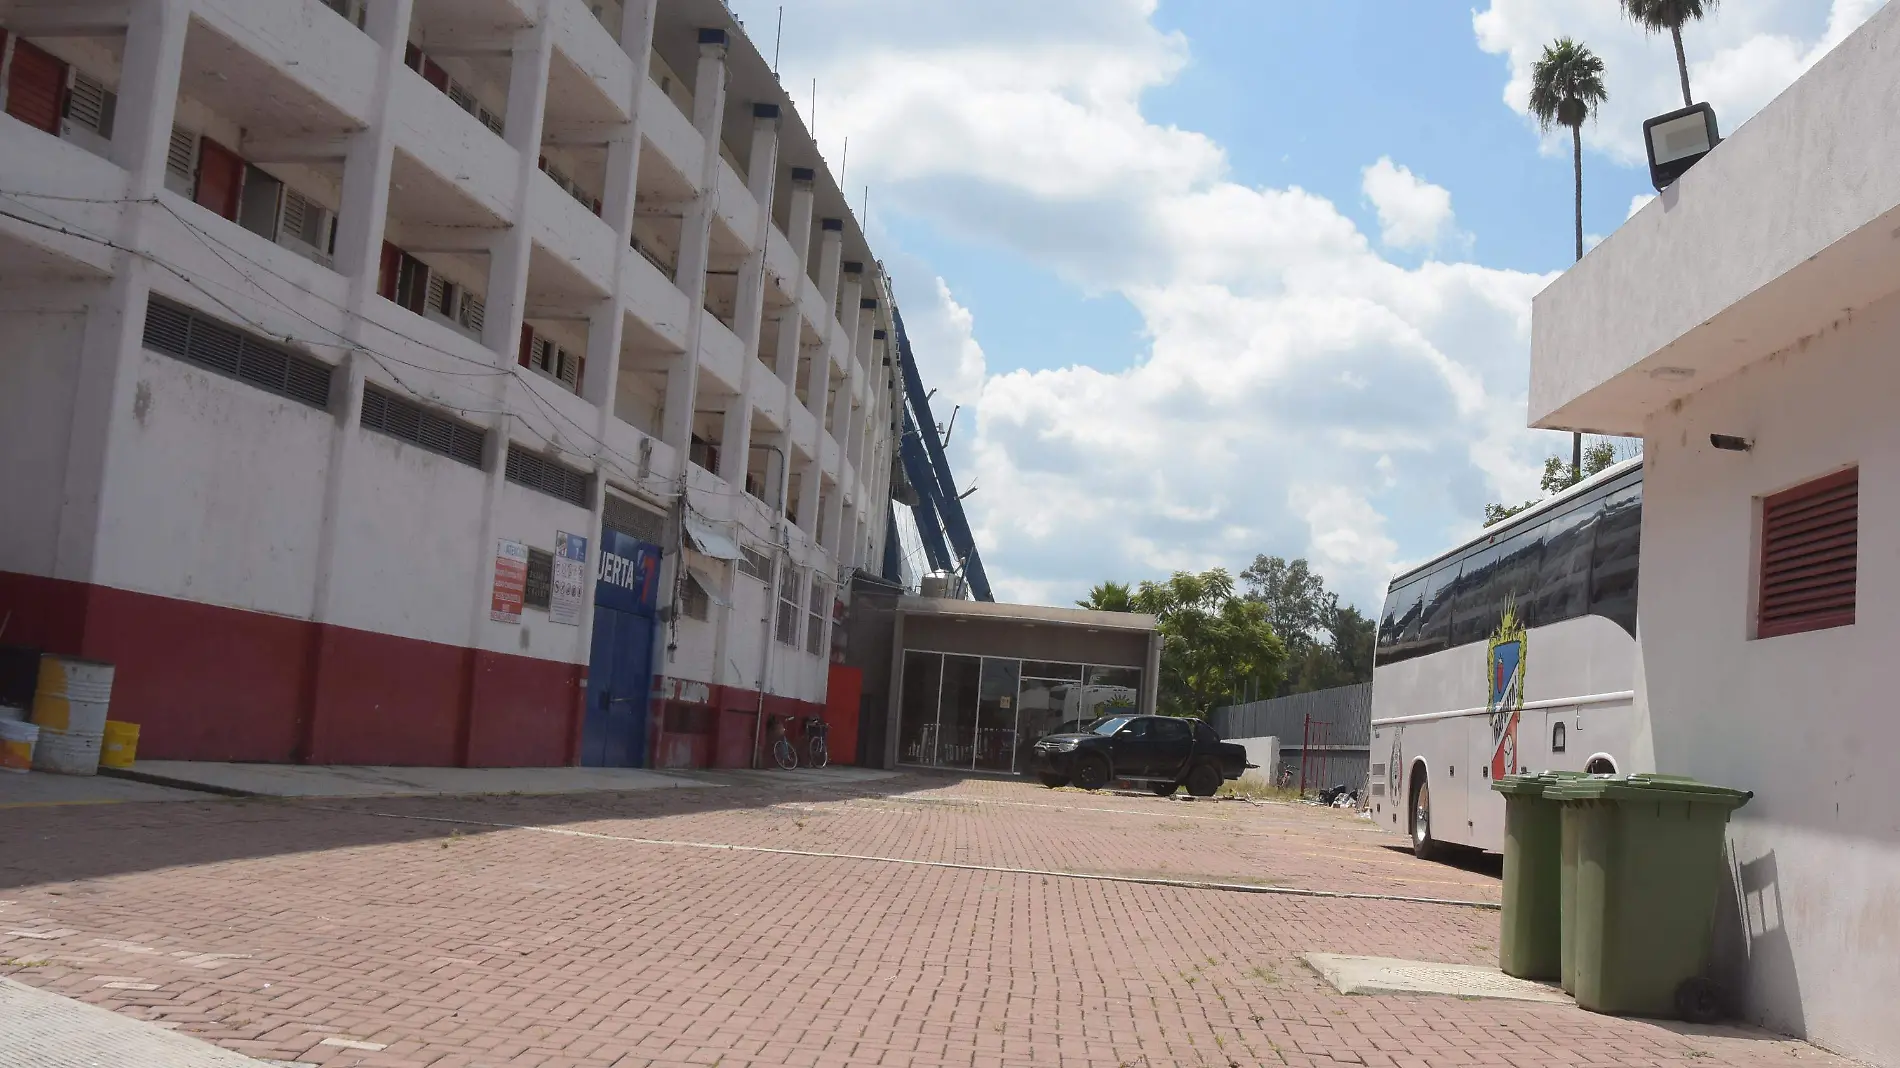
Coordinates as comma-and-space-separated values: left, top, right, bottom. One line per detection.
581, 530, 663, 768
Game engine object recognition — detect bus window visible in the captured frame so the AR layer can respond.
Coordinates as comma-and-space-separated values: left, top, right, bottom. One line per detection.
1493, 523, 1547, 626
1416, 564, 1458, 654
1376, 578, 1424, 665
1534, 498, 1599, 627
1450, 545, 1502, 646
1589, 482, 1642, 634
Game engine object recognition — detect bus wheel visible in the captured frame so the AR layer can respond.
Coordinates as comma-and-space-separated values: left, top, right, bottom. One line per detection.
1411, 773, 1441, 861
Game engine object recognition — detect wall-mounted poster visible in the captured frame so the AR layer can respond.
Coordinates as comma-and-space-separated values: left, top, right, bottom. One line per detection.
491, 539, 528, 623
551, 531, 588, 626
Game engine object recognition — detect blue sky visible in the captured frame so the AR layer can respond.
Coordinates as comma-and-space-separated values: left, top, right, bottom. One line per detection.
740, 0, 1884, 608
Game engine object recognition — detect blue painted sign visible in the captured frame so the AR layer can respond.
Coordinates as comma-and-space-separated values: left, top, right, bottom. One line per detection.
595, 528, 662, 617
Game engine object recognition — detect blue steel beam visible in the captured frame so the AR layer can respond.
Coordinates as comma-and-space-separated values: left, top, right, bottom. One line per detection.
898, 398, 954, 575
892, 308, 994, 602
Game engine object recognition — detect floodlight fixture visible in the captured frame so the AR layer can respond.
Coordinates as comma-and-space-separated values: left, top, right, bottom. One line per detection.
1645, 103, 1721, 192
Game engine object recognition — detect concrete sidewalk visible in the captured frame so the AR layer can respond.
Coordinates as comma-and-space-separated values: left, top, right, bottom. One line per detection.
1, 976, 274, 1067
0, 770, 206, 808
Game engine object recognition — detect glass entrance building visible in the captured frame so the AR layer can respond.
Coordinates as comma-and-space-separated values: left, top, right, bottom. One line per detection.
882, 597, 1161, 774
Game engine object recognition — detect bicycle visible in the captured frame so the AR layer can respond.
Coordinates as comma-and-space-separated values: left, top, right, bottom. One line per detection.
804, 716, 830, 769
768, 715, 798, 770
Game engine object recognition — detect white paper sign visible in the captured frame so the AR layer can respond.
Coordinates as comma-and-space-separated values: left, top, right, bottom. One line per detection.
550, 531, 588, 626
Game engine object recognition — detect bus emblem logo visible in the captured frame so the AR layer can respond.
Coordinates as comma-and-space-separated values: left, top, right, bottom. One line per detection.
1487, 599, 1527, 778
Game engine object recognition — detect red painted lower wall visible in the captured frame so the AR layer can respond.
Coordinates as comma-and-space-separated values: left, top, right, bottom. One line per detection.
824, 665, 862, 767
0, 570, 582, 767
650, 679, 825, 771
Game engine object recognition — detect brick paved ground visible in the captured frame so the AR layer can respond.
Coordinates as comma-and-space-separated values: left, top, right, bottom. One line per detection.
0, 773, 1852, 1068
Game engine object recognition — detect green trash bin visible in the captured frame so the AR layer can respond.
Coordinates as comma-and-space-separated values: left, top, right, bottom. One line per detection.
1492, 772, 1580, 980
1547, 774, 1751, 1020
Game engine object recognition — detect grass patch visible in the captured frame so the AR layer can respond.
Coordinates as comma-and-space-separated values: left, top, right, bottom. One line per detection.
1217, 779, 1302, 802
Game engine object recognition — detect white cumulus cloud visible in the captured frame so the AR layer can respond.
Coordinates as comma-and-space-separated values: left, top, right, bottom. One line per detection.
1473, 0, 1887, 165
1361, 157, 1461, 253
737, 0, 1883, 610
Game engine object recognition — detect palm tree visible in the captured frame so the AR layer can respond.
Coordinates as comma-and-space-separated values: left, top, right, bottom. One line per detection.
1620, 0, 1719, 107
1529, 37, 1608, 479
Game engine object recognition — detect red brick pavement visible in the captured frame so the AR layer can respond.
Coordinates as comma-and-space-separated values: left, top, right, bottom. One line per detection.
0, 773, 1851, 1068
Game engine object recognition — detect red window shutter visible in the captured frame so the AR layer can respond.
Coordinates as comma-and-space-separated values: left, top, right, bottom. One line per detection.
422, 58, 450, 92
1758, 467, 1858, 639
6, 39, 69, 134
518, 324, 534, 368
194, 137, 245, 221
378, 242, 401, 301
404, 43, 422, 72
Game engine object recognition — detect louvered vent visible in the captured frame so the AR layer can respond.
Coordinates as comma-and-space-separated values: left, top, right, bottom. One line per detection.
64, 72, 115, 136
603, 492, 665, 545
167, 127, 198, 180
141, 298, 333, 410
1758, 468, 1858, 639
505, 444, 591, 508
360, 384, 486, 469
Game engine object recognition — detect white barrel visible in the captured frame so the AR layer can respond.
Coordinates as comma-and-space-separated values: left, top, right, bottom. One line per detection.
31, 726, 102, 775
31, 656, 115, 738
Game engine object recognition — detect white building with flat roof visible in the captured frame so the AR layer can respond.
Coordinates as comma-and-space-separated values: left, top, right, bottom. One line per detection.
0, 0, 902, 769
1529, 5, 1900, 1061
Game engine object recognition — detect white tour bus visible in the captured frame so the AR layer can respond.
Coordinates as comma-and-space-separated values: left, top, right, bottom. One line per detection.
1369, 457, 1647, 858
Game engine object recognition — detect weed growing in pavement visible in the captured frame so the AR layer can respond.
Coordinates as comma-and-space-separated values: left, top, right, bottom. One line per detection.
1216, 778, 1302, 802
1247, 965, 1280, 984
2, 958, 50, 968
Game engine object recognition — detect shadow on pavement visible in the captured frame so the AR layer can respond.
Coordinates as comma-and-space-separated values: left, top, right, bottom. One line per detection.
0, 769, 939, 892
1380, 842, 1503, 879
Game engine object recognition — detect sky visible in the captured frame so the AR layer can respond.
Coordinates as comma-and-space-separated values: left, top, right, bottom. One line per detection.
728, 0, 1887, 611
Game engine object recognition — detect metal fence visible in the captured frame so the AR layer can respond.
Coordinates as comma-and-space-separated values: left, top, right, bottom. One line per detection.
1211, 683, 1372, 793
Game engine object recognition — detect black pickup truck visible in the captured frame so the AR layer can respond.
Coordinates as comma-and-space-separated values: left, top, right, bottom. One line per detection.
1030, 715, 1252, 797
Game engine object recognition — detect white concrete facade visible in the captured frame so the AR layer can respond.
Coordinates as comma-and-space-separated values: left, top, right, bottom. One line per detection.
0, 0, 901, 765
1529, 7, 1900, 1062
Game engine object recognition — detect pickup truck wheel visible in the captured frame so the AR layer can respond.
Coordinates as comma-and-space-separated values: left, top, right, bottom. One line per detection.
1185, 763, 1222, 798
1149, 781, 1178, 797
1038, 774, 1069, 789
1073, 755, 1111, 791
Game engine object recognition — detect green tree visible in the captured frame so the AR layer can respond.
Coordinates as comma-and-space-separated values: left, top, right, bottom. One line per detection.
1075, 580, 1134, 613
1620, 0, 1719, 107
1530, 37, 1609, 480
1485, 441, 1619, 526
1240, 556, 1377, 695
1127, 569, 1286, 717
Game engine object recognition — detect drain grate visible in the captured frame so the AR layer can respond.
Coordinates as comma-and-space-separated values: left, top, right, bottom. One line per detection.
1302, 954, 1571, 1004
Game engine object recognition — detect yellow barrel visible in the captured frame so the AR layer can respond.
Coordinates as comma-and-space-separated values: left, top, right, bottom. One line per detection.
31, 656, 114, 735
30, 657, 114, 775
101, 720, 140, 769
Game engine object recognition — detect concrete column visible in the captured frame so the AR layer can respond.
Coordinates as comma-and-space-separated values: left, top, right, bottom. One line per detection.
469, 15, 555, 669
835, 266, 863, 440
660, 29, 730, 453
310, 0, 416, 633
767, 170, 815, 515
480, 19, 556, 360
719, 104, 781, 497
56, 0, 191, 584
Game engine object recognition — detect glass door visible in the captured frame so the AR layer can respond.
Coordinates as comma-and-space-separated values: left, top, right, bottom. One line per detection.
935, 655, 982, 769
975, 658, 1021, 772
898, 651, 943, 765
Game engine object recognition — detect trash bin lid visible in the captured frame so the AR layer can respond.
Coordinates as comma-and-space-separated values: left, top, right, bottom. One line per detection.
1546, 773, 1752, 808
1491, 770, 1585, 797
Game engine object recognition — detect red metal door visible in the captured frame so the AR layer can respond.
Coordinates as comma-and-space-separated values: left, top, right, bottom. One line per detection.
824, 665, 862, 767
194, 137, 244, 221
5, 38, 68, 134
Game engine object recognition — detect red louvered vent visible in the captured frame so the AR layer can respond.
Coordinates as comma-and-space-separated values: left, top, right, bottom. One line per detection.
1758, 467, 1857, 639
